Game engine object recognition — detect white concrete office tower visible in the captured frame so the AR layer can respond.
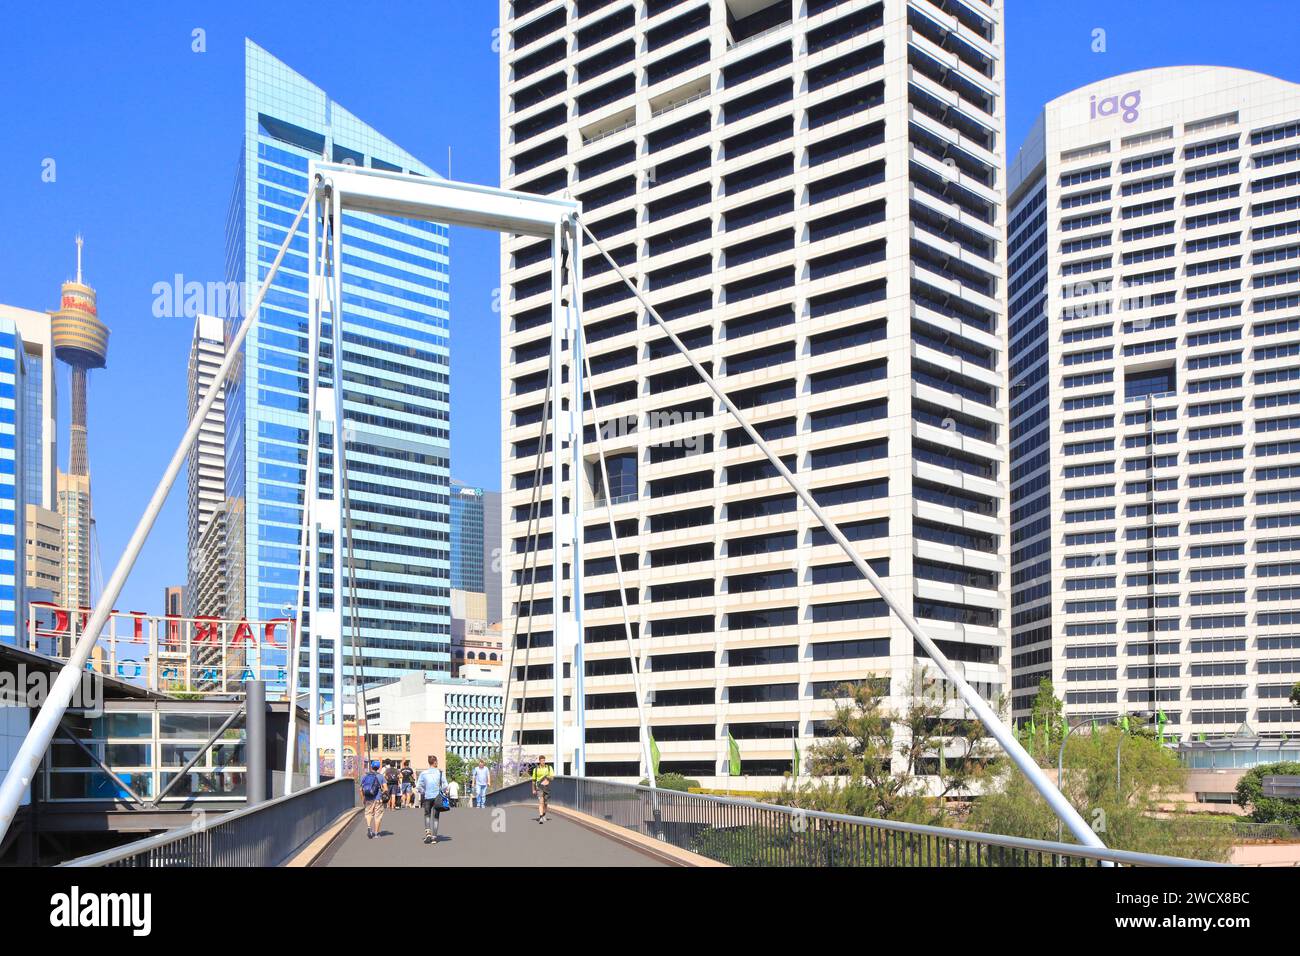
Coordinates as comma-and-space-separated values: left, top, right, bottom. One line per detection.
186, 314, 227, 619
1008, 67, 1300, 739
500, 0, 1009, 785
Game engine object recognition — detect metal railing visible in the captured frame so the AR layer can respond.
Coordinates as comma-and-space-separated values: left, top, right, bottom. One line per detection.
61, 778, 357, 867
489, 777, 1226, 867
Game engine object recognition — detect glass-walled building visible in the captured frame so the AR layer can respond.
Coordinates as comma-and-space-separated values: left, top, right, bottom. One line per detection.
226, 41, 453, 706
0, 316, 26, 646
1008, 67, 1300, 738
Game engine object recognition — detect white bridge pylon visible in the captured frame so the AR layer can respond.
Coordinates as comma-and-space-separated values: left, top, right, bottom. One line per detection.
0, 165, 1105, 853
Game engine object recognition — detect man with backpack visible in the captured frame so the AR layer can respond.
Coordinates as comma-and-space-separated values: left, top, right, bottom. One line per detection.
400, 759, 416, 808
384, 760, 400, 811
360, 760, 387, 839
416, 755, 449, 846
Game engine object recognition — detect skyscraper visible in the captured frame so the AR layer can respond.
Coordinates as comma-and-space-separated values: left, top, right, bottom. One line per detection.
0, 304, 61, 605
499, 0, 1008, 783
186, 314, 227, 619
1008, 67, 1300, 738
0, 315, 27, 646
450, 483, 486, 594
226, 41, 453, 702
450, 482, 504, 674
51, 239, 106, 611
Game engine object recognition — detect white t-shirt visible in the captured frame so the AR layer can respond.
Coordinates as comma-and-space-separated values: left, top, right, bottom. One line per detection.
449, 780, 460, 798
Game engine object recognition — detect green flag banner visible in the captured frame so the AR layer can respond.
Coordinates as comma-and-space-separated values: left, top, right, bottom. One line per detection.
728, 733, 742, 777
792, 734, 800, 778
649, 735, 661, 777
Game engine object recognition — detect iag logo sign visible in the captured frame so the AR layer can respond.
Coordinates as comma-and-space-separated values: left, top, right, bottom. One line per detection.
1090, 89, 1142, 124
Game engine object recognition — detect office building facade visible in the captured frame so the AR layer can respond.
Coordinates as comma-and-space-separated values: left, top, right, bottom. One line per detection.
1008, 67, 1300, 737
0, 305, 62, 609
226, 41, 453, 702
499, 0, 1009, 784
186, 314, 228, 619
451, 481, 504, 636
0, 317, 26, 646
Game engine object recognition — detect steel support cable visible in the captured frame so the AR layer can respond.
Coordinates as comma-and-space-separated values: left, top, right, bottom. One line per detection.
575, 217, 1108, 851
340, 421, 367, 770
324, 201, 371, 773
0, 190, 314, 843
285, 189, 330, 793
573, 317, 657, 790
499, 362, 555, 780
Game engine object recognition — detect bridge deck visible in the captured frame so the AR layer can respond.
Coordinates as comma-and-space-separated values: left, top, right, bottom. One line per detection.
317, 802, 666, 868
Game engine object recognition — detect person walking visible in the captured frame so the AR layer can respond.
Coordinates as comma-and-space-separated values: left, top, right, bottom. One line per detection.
448, 777, 460, 808
360, 760, 387, 839
472, 759, 490, 809
531, 754, 553, 824
400, 759, 415, 808
416, 755, 449, 846
384, 760, 400, 811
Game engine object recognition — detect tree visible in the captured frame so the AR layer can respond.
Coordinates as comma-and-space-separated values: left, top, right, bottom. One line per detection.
1235, 761, 1300, 827
968, 727, 1232, 862
445, 752, 469, 787
1017, 679, 1066, 762
1290, 682, 1300, 708
638, 773, 698, 792
772, 673, 996, 823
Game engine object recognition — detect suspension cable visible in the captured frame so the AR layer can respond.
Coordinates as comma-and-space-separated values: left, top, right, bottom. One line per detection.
574, 317, 656, 789
498, 360, 554, 782
575, 217, 1108, 851
284, 189, 329, 793
0, 190, 314, 843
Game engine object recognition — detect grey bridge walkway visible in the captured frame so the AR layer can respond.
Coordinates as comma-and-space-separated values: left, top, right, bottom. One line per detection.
316, 802, 666, 868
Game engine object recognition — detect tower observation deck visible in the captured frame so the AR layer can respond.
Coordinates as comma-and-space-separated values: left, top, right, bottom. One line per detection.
50, 237, 109, 476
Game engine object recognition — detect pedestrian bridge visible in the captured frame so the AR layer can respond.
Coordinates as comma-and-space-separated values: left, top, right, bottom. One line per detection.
59, 777, 1223, 868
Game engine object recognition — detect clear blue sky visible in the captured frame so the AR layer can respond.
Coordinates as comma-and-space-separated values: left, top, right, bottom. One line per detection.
0, 0, 1297, 616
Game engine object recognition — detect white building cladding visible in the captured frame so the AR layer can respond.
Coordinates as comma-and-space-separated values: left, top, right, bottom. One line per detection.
186, 314, 227, 619
1008, 67, 1300, 737
500, 0, 1009, 785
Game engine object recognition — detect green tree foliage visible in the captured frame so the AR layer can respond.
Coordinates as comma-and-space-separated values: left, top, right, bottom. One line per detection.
1016, 679, 1067, 762
445, 752, 469, 786
771, 674, 996, 823
1235, 761, 1300, 827
637, 773, 698, 792
1290, 682, 1300, 708
968, 727, 1232, 862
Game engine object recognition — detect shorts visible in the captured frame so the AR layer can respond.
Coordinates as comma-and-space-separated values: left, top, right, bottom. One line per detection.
401, 781, 413, 794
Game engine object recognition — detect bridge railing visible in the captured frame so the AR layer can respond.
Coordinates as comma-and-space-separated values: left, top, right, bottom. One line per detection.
490, 777, 1226, 867
61, 778, 356, 867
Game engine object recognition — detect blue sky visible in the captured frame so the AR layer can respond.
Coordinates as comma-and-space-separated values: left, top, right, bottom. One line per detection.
0, 0, 1297, 616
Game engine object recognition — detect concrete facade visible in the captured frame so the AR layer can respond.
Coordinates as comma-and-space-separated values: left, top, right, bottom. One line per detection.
499, 0, 1009, 785
1008, 67, 1300, 740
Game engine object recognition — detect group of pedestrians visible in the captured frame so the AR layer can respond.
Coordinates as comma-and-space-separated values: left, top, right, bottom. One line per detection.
359, 756, 496, 845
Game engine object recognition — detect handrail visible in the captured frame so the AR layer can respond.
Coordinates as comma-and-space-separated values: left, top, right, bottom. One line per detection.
61, 777, 356, 867
490, 776, 1228, 867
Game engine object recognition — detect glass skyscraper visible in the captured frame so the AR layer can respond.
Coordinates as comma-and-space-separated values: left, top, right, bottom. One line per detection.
450, 483, 485, 594
0, 316, 26, 646
225, 41, 452, 700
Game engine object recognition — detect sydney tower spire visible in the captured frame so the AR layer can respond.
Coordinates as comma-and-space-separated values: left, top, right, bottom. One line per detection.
51, 237, 109, 476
